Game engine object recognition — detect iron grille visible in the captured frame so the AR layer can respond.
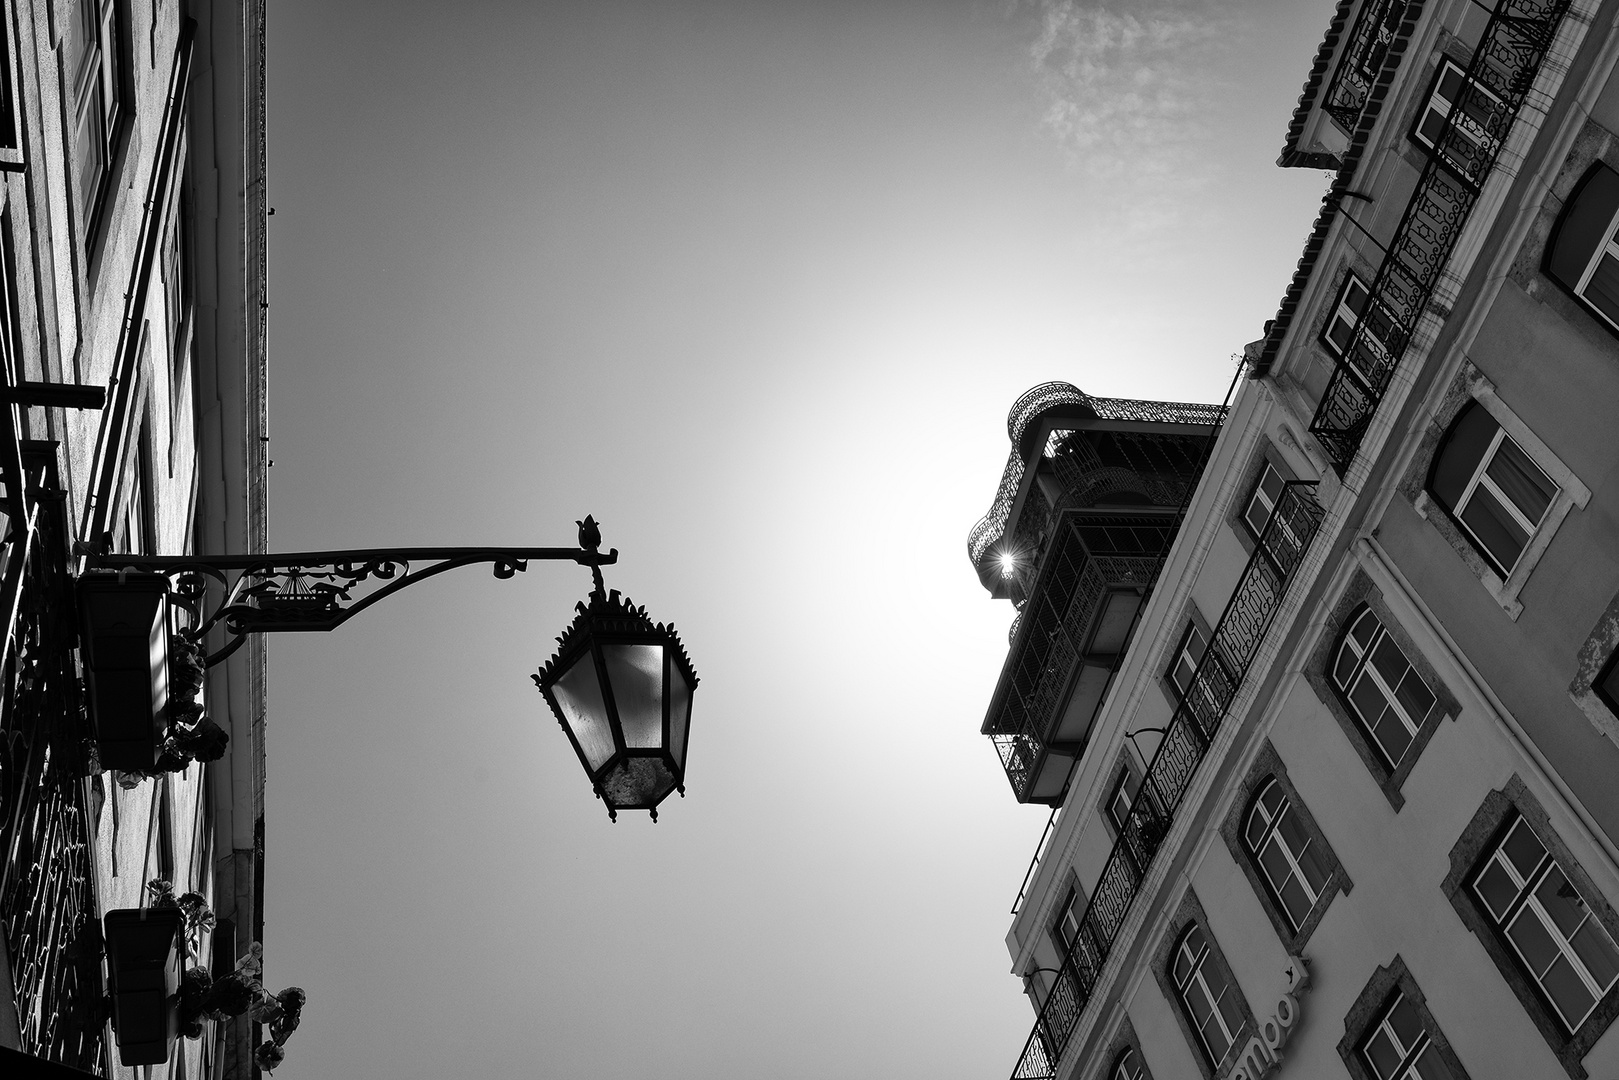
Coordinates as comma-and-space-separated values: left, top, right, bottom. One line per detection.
1308, 0, 1571, 473
0, 467, 107, 1074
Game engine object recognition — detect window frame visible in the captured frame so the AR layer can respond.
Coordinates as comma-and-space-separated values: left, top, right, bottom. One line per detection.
1470, 815, 1619, 1034
1568, 205, 1619, 334
1221, 740, 1349, 952
1104, 769, 1136, 837
1051, 881, 1085, 958
1359, 992, 1449, 1080
1567, 589, 1619, 748
1305, 576, 1458, 812
1243, 779, 1331, 932
1160, 603, 1214, 717
1101, 1015, 1155, 1080
1442, 776, 1619, 1078
1240, 461, 1291, 547
1167, 620, 1208, 704
1543, 161, 1619, 337
1110, 1047, 1145, 1080
1151, 890, 1256, 1080
1319, 269, 1399, 388
1410, 57, 1505, 181
1171, 924, 1246, 1069
1433, 409, 1560, 579
68, 0, 132, 252
1336, 956, 1473, 1080
1332, 606, 1439, 773
1414, 372, 1590, 619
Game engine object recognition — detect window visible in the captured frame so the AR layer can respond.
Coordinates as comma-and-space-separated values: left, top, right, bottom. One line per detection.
1106, 770, 1137, 835
1595, 650, 1619, 718
1360, 993, 1456, 1080
1321, 270, 1398, 387
1172, 924, 1245, 1067
1444, 778, 1619, 1076
1472, 816, 1619, 1033
1168, 621, 1208, 703
163, 175, 192, 352
1429, 401, 1559, 578
1332, 607, 1437, 770
1412, 59, 1504, 179
1242, 462, 1287, 541
1545, 162, 1619, 333
67, 0, 127, 238
1243, 779, 1331, 932
1053, 885, 1084, 955
1110, 1047, 1145, 1080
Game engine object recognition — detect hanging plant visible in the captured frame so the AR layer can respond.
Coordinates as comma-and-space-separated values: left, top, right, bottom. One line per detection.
170, 635, 207, 697
145, 878, 216, 961
175, 941, 305, 1072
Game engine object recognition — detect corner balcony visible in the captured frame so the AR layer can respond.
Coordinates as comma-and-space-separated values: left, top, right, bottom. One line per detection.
985, 511, 1178, 803
968, 382, 1222, 805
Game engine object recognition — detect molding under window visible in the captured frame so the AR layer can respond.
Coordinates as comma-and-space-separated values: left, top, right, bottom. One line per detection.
1403, 361, 1589, 619
1441, 775, 1619, 1079
1218, 739, 1352, 954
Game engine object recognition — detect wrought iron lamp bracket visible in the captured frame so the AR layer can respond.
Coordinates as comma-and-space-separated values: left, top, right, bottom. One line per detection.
85, 543, 618, 669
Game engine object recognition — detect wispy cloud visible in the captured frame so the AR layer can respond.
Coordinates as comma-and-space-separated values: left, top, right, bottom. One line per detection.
1011, 0, 1238, 234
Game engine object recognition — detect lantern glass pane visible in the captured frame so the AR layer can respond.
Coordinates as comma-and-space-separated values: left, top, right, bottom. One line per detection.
603, 643, 664, 749
668, 663, 692, 769
551, 651, 615, 769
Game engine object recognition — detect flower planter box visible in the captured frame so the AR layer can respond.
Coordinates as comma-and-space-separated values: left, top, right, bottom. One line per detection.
103, 907, 184, 1066
78, 574, 171, 772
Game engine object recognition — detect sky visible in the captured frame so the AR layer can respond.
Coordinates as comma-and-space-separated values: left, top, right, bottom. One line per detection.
260, 2, 1333, 1077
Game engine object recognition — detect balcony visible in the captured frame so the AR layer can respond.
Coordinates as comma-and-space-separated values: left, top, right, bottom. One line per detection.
1309, 0, 1572, 472
1009, 482, 1325, 1080
0, 446, 107, 1073
969, 386, 1220, 806
986, 511, 1179, 803
968, 383, 1224, 594
1322, 0, 1411, 134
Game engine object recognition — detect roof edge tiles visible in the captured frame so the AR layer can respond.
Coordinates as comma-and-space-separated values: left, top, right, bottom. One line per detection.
1254, 0, 1429, 377
1278, 0, 1358, 169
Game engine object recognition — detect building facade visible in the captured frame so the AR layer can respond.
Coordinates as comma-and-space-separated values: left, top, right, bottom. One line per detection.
974, 1, 1619, 1079
0, 2, 268, 1078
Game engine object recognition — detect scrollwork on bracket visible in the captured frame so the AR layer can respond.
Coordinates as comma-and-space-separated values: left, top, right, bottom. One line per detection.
88, 541, 617, 669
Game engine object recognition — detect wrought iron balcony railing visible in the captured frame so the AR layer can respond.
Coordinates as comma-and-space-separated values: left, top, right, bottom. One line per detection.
1009, 482, 1325, 1080
1308, 0, 1571, 473
1322, 0, 1411, 132
0, 446, 106, 1073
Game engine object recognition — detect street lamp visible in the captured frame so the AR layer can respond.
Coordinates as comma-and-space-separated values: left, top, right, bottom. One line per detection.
535, 585, 697, 821
81, 516, 697, 820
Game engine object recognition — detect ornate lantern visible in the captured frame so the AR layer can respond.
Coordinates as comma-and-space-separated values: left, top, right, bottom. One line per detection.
535, 587, 697, 820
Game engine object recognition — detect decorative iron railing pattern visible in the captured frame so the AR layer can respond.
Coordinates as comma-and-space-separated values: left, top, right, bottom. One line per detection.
0, 474, 106, 1073
967, 383, 1224, 568
1308, 0, 1571, 473
1009, 483, 1325, 1080
1323, 0, 1410, 131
